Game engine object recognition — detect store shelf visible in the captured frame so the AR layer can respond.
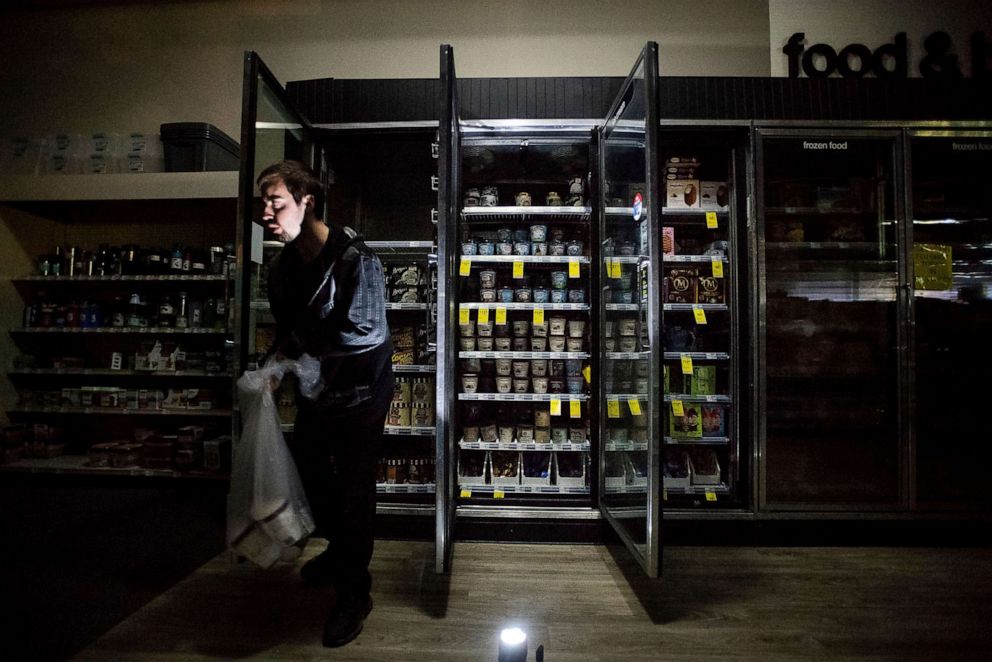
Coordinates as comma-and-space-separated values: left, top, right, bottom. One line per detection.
459, 302, 589, 311
461, 206, 592, 223
365, 241, 435, 254
664, 436, 730, 446
8, 406, 232, 417
459, 351, 589, 360
603, 484, 647, 494
603, 441, 649, 452
391, 364, 436, 373
458, 393, 588, 402
663, 255, 729, 263
383, 426, 436, 437
13, 327, 230, 335
663, 352, 730, 361
376, 482, 436, 494
664, 394, 732, 404
664, 483, 731, 496
765, 206, 871, 215
14, 274, 230, 283
461, 255, 589, 265
0, 172, 238, 202
604, 256, 643, 264
385, 303, 430, 311
765, 241, 883, 251
605, 351, 650, 360
459, 441, 591, 452
0, 454, 228, 480
605, 206, 639, 217
605, 304, 640, 312
662, 208, 730, 217
8, 368, 232, 378
664, 304, 728, 312
458, 483, 589, 495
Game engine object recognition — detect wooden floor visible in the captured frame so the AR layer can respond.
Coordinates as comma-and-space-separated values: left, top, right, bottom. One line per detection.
75, 541, 992, 661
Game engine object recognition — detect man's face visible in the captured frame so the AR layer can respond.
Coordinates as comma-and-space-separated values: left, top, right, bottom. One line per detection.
261, 179, 310, 243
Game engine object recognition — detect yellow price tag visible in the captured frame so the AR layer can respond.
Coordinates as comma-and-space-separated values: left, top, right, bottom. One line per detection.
570, 399, 582, 418
460, 489, 472, 498
672, 399, 685, 417
513, 261, 524, 279
681, 353, 694, 375
712, 258, 724, 278
607, 398, 621, 419
628, 398, 642, 416
459, 307, 470, 325
705, 211, 718, 229
494, 490, 505, 499
495, 307, 507, 325
550, 398, 562, 416
459, 258, 471, 276
582, 366, 591, 384
612, 259, 623, 279
663, 489, 668, 501
477, 307, 490, 325
693, 306, 707, 325
569, 259, 580, 278
705, 491, 717, 502
533, 307, 545, 325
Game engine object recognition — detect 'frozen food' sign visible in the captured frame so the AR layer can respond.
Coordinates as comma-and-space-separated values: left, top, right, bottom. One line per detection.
783, 31, 991, 78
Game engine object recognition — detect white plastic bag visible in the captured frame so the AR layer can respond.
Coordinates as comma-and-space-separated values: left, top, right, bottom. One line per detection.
227, 354, 323, 568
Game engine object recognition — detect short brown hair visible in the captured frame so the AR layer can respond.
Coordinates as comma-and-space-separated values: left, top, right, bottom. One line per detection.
257, 160, 323, 217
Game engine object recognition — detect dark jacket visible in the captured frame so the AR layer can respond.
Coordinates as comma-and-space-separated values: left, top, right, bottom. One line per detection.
267, 225, 393, 409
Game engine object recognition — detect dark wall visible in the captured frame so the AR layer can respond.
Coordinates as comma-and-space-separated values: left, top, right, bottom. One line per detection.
288, 75, 992, 123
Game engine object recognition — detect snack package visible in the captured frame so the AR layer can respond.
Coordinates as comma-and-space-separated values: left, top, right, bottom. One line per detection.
665, 267, 697, 303
701, 404, 726, 437
669, 404, 703, 438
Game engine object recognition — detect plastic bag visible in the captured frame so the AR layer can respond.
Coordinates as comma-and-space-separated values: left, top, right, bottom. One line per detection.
226, 354, 323, 568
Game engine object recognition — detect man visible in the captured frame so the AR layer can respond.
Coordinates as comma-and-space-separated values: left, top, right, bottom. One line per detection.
259, 160, 393, 647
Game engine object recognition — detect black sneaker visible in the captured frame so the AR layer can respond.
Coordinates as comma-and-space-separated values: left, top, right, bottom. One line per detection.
299, 549, 336, 586
322, 594, 373, 648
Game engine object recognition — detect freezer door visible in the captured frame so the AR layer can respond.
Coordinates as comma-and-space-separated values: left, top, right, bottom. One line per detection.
235, 51, 317, 376
597, 42, 663, 578
435, 44, 460, 574
756, 129, 904, 509
908, 131, 992, 510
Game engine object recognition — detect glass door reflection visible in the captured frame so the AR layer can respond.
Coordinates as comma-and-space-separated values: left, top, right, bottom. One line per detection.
598, 42, 662, 577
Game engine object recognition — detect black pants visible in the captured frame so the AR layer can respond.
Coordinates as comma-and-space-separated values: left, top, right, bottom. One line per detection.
291, 387, 390, 599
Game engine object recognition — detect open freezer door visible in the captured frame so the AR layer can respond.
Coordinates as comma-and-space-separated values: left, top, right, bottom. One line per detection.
435, 44, 460, 574
596, 42, 663, 578
236, 51, 318, 376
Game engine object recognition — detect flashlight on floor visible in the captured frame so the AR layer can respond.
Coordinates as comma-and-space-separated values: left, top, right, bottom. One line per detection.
498, 627, 527, 662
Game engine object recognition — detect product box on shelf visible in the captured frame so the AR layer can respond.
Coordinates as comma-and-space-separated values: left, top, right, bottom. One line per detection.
666, 179, 700, 209
185, 389, 214, 410
160, 122, 240, 172
604, 452, 626, 489
553, 451, 585, 488
521, 451, 552, 486
663, 448, 691, 490
699, 181, 729, 211
665, 267, 697, 303
697, 274, 724, 304
203, 435, 232, 472
701, 404, 726, 437
457, 449, 487, 485
669, 404, 703, 438
686, 366, 716, 396
489, 451, 521, 486
687, 448, 721, 485
662, 226, 675, 255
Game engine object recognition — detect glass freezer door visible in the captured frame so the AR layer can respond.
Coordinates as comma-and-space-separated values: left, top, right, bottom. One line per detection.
236, 51, 317, 377
435, 44, 459, 574
757, 130, 903, 509
909, 131, 992, 509
597, 42, 663, 578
